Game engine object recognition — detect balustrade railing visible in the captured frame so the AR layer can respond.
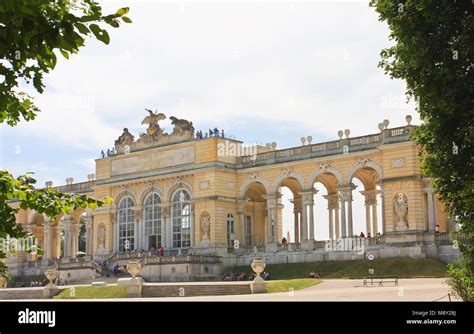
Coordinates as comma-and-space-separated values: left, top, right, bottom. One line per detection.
236, 125, 412, 166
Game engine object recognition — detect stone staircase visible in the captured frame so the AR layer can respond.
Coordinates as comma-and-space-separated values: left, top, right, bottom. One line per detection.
141, 282, 251, 298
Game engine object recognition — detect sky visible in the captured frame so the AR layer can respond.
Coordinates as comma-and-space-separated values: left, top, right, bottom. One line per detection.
0, 1, 419, 239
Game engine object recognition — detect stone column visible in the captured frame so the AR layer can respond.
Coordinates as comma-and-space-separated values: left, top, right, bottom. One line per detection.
347, 197, 353, 237
52, 226, 61, 259
328, 208, 334, 240
264, 195, 278, 251
237, 200, 246, 246
63, 218, 72, 258
365, 203, 371, 236
43, 222, 51, 259
308, 193, 316, 240
293, 211, 299, 243
266, 205, 273, 244
134, 206, 143, 251
190, 202, 195, 247
339, 199, 346, 238
423, 187, 436, 231
335, 206, 340, 239
292, 197, 302, 243
339, 186, 355, 238
372, 198, 378, 235
71, 223, 79, 257
273, 196, 281, 243
84, 217, 92, 256
324, 193, 339, 240
162, 205, 171, 249
299, 190, 316, 241
361, 190, 373, 236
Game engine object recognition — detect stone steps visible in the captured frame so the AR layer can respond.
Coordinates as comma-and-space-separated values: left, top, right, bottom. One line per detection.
141, 282, 251, 298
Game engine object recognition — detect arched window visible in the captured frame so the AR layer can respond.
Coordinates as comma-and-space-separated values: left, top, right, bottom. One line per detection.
227, 213, 235, 247
118, 197, 135, 252
171, 189, 192, 248
143, 193, 162, 250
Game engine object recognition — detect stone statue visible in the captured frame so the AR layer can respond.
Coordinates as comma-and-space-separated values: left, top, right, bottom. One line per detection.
142, 109, 166, 138
200, 215, 210, 243
393, 193, 408, 231
115, 128, 135, 146
97, 225, 106, 250
169, 116, 194, 136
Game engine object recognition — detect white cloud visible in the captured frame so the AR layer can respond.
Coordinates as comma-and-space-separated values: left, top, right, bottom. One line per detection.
5, 1, 420, 172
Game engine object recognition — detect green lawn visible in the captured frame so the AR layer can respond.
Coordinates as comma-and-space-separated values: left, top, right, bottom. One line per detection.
266, 278, 322, 293
54, 286, 127, 299
226, 258, 448, 280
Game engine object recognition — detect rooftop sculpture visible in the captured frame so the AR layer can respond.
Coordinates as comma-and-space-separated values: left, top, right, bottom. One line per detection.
114, 108, 195, 154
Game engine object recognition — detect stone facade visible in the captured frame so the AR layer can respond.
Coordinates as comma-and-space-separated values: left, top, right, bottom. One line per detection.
8, 115, 456, 278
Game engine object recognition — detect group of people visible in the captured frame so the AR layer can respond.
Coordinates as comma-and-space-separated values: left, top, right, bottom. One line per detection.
100, 148, 116, 158
196, 128, 225, 139
358, 232, 382, 239
308, 271, 321, 279
222, 271, 271, 281
112, 264, 128, 277
149, 246, 166, 256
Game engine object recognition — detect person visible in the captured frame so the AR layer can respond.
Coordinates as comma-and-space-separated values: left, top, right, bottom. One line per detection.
159, 246, 165, 257
282, 237, 287, 244
435, 224, 440, 233
367, 232, 371, 238
100, 150, 105, 158
221, 129, 225, 138
359, 232, 365, 238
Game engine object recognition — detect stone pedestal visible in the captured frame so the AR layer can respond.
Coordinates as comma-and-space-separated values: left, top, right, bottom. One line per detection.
250, 276, 267, 294
43, 284, 59, 299
301, 240, 314, 251
395, 221, 408, 232
192, 243, 228, 256
265, 243, 278, 253
126, 277, 144, 298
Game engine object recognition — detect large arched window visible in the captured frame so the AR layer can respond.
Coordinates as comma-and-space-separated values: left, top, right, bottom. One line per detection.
227, 213, 235, 247
118, 197, 135, 252
143, 193, 162, 250
171, 189, 192, 248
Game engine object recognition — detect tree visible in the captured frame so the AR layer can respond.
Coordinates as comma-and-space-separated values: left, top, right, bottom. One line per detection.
370, 0, 473, 301
0, 0, 131, 278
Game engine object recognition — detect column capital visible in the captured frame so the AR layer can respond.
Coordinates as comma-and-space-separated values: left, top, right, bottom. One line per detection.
422, 187, 435, 195
339, 185, 356, 201
263, 193, 280, 208
299, 189, 317, 204
360, 189, 378, 205
323, 193, 340, 209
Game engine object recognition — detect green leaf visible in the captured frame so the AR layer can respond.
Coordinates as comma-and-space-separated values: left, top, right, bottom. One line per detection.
75, 22, 90, 35
122, 16, 132, 24
89, 24, 110, 45
116, 7, 129, 16
60, 50, 70, 59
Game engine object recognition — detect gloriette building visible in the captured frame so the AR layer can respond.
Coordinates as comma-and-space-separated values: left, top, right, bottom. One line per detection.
8, 112, 460, 281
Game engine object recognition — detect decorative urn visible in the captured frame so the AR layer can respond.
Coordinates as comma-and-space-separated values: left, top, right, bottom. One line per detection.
127, 260, 141, 279
44, 268, 57, 286
251, 257, 266, 277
